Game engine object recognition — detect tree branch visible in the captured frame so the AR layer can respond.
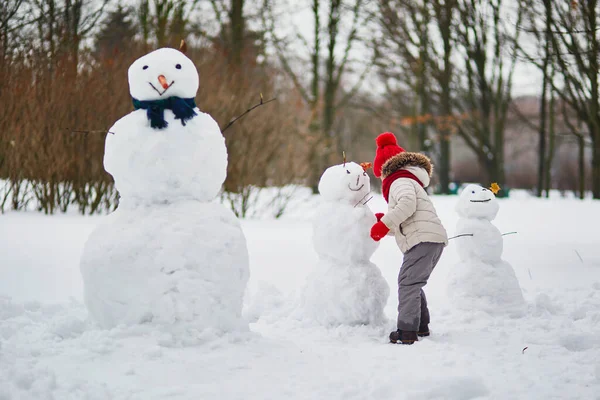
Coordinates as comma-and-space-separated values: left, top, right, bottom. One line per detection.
221, 95, 276, 133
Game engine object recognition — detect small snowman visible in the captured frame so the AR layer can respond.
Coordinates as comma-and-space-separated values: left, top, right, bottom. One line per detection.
299, 160, 390, 326
446, 184, 524, 316
79, 45, 250, 335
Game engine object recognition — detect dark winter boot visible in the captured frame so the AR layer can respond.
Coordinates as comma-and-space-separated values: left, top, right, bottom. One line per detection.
389, 330, 418, 345
417, 323, 430, 337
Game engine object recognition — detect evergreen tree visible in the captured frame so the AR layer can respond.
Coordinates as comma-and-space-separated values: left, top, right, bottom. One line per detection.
94, 5, 137, 59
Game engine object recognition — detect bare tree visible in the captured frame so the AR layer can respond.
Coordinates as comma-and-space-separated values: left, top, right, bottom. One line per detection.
519, 0, 555, 196
137, 0, 199, 48
519, 0, 600, 198
263, 0, 372, 191
94, 5, 138, 59
0, 0, 27, 64
377, 0, 458, 193
28, 0, 109, 72
209, 0, 266, 65
378, 0, 431, 153
539, 0, 600, 198
430, 0, 457, 194
451, 0, 524, 191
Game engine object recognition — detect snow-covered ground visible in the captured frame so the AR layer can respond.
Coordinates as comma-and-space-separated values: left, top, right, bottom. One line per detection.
1, 192, 600, 399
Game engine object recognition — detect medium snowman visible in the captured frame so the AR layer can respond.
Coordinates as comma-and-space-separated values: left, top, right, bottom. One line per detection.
299, 161, 390, 326
446, 184, 524, 316
79, 47, 250, 335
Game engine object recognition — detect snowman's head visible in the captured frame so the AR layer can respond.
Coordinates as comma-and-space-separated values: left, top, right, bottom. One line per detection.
456, 184, 499, 220
128, 48, 199, 101
318, 162, 371, 204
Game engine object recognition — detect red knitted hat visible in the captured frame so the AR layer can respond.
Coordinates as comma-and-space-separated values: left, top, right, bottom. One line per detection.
373, 132, 405, 177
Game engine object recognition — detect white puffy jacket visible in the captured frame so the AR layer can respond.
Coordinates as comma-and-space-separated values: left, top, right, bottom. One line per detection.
379, 152, 448, 253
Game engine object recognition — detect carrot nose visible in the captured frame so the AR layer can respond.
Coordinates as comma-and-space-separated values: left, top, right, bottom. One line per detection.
158, 75, 169, 89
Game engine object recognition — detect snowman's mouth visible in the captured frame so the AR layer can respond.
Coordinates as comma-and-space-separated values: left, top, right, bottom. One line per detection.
348, 183, 365, 192
149, 81, 175, 96
470, 199, 491, 203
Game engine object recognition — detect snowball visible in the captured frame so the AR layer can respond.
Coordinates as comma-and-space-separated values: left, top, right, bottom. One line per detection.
318, 162, 372, 205
104, 109, 227, 205
80, 201, 250, 332
456, 184, 499, 220
299, 163, 389, 326
128, 48, 199, 101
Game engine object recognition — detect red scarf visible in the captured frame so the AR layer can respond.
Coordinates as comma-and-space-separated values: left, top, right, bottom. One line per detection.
381, 170, 424, 202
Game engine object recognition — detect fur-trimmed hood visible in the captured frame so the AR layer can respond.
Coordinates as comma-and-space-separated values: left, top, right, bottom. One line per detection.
380, 152, 433, 179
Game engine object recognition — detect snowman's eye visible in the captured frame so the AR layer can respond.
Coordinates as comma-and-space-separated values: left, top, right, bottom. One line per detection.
142, 65, 148, 70
175, 64, 182, 69
471, 190, 475, 194
346, 170, 351, 174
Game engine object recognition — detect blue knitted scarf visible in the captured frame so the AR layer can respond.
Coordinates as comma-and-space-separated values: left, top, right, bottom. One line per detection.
132, 97, 198, 129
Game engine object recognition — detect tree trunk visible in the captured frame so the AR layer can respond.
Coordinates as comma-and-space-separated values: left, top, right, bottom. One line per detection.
589, 1, 600, 199
417, 23, 429, 153
436, 0, 454, 194
536, 0, 552, 196
311, 0, 320, 107
308, 0, 322, 193
439, 136, 450, 193
579, 135, 586, 199
139, 0, 150, 50
592, 134, 600, 199
323, 0, 340, 135
537, 71, 548, 197
230, 0, 245, 64
155, 0, 171, 47
484, 156, 505, 197
311, 0, 341, 193
494, 114, 506, 196
544, 87, 555, 197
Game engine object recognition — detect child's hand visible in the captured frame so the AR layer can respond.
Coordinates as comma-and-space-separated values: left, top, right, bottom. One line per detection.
370, 221, 390, 241
375, 213, 384, 222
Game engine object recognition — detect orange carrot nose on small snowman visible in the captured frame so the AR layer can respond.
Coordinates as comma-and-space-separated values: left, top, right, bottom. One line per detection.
157, 75, 169, 89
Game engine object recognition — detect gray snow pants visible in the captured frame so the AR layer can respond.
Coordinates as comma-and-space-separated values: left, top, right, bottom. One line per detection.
397, 242, 445, 331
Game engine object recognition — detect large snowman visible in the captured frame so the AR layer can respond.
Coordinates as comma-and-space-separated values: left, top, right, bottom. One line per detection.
446, 184, 524, 316
80, 47, 250, 334
299, 162, 389, 326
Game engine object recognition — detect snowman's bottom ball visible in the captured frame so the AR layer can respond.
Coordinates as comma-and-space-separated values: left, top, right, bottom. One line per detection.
446, 260, 525, 317
80, 201, 250, 331
300, 260, 390, 326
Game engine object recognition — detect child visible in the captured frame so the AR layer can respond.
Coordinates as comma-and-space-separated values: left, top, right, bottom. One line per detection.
370, 132, 448, 345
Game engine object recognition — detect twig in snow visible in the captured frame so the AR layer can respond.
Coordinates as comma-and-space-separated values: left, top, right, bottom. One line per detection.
522, 346, 528, 354
502, 231, 518, 236
574, 250, 584, 264
448, 233, 474, 240
221, 94, 276, 133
